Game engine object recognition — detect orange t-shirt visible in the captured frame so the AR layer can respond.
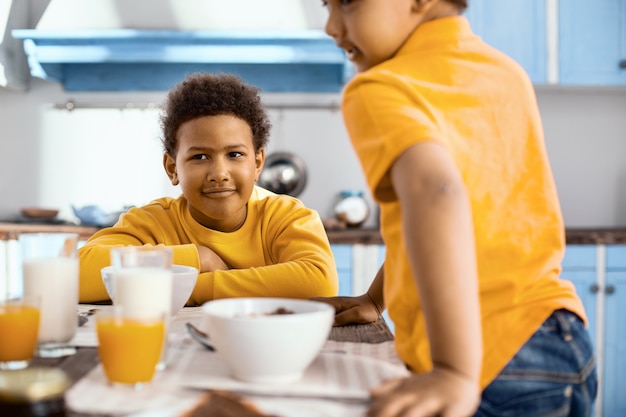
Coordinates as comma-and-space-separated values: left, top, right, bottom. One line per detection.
341, 16, 586, 388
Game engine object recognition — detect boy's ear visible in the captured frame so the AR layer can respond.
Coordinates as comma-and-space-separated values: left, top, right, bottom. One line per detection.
163, 152, 179, 185
254, 148, 266, 182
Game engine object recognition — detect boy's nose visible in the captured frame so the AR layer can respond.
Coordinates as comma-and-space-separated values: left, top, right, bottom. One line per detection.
207, 161, 229, 182
324, 8, 342, 41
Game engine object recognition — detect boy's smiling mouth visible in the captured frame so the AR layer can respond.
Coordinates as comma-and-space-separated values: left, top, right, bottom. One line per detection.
204, 188, 236, 197
336, 41, 359, 62
345, 47, 359, 61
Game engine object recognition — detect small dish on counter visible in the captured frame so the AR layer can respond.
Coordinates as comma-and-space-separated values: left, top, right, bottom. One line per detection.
20, 207, 60, 220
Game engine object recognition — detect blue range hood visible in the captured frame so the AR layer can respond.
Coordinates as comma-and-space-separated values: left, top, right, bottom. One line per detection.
11, 29, 352, 92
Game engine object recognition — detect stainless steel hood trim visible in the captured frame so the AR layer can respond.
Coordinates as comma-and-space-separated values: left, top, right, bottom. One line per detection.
11, 29, 352, 92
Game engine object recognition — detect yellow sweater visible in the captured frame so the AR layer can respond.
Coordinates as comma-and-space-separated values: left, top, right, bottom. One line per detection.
341, 16, 586, 388
79, 186, 338, 304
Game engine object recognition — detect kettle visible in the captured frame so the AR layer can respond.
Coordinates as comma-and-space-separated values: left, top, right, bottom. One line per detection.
72, 205, 125, 227
334, 190, 370, 228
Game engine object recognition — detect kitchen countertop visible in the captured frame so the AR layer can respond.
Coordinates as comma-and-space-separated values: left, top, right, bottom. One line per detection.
2, 222, 626, 245
325, 227, 626, 245
564, 228, 626, 244
0, 222, 99, 241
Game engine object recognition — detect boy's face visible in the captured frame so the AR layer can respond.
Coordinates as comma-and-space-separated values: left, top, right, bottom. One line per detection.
323, 0, 435, 72
163, 114, 264, 232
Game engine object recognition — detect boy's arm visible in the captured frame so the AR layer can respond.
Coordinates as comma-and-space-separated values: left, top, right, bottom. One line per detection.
312, 264, 385, 326
370, 141, 481, 416
189, 206, 339, 304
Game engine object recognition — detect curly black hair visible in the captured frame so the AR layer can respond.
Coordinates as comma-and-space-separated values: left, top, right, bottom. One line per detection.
160, 72, 272, 157
452, 0, 468, 12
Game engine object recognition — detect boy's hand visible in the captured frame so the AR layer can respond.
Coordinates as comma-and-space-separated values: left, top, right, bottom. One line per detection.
367, 368, 480, 417
196, 245, 228, 273
311, 294, 381, 326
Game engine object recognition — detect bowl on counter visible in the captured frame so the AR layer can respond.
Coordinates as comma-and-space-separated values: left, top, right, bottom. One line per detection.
20, 207, 60, 220
199, 297, 334, 383
101, 264, 198, 316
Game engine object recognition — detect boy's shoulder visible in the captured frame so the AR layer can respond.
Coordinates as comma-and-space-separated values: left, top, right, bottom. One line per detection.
251, 186, 306, 211
126, 196, 185, 217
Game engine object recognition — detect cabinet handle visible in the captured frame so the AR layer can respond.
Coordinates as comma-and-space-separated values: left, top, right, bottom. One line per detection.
620, 60, 626, 69
590, 283, 600, 293
605, 284, 616, 295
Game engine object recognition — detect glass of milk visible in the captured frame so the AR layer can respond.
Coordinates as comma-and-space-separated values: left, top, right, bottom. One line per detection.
110, 246, 173, 370
19, 233, 79, 358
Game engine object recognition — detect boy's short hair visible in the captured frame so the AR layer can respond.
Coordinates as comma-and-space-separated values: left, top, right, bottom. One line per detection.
446, 0, 468, 12
160, 72, 272, 157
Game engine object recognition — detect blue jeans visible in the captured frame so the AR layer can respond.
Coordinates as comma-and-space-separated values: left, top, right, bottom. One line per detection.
474, 309, 597, 417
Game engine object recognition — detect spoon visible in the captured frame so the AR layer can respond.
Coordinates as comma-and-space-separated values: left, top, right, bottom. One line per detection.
77, 308, 99, 327
185, 322, 215, 351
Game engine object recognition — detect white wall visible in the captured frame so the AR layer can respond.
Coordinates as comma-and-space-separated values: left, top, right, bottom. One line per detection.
0, 78, 372, 225
538, 87, 626, 227
1, 79, 626, 228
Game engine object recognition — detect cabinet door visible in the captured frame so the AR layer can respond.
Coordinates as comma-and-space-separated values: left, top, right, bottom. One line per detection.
559, 0, 626, 85
465, 0, 547, 83
331, 244, 352, 296
561, 245, 598, 348
604, 246, 626, 417
603, 270, 626, 417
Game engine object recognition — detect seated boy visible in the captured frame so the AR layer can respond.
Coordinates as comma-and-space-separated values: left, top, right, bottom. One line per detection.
79, 73, 338, 305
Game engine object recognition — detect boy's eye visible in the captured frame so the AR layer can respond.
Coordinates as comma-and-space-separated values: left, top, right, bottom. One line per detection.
229, 151, 244, 158
191, 154, 208, 160
322, 0, 352, 7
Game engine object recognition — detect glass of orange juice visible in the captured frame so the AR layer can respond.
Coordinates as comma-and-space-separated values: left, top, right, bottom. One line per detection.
0, 297, 41, 370
95, 307, 165, 389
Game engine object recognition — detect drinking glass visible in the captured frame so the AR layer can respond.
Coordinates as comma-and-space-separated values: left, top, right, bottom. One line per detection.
95, 306, 166, 389
0, 296, 41, 370
109, 246, 173, 369
19, 233, 79, 358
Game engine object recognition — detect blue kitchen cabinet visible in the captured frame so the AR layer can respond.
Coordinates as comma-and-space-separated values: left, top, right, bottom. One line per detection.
330, 243, 385, 297
331, 244, 352, 296
561, 245, 598, 348
563, 244, 626, 417
559, 0, 626, 85
464, 0, 547, 84
465, 0, 626, 86
603, 246, 626, 417
561, 245, 599, 417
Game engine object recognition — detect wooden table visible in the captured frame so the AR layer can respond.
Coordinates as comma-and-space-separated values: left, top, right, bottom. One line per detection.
32, 316, 395, 417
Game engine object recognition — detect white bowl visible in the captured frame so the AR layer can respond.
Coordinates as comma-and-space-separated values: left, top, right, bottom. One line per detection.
200, 297, 334, 383
101, 265, 198, 316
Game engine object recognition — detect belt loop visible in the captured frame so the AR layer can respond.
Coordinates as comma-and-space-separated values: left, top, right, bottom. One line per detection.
555, 310, 574, 342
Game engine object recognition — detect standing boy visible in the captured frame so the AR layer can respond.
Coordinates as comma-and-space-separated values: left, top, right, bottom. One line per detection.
319, 0, 597, 416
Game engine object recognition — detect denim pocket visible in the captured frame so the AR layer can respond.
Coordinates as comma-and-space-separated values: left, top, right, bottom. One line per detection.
479, 381, 572, 417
